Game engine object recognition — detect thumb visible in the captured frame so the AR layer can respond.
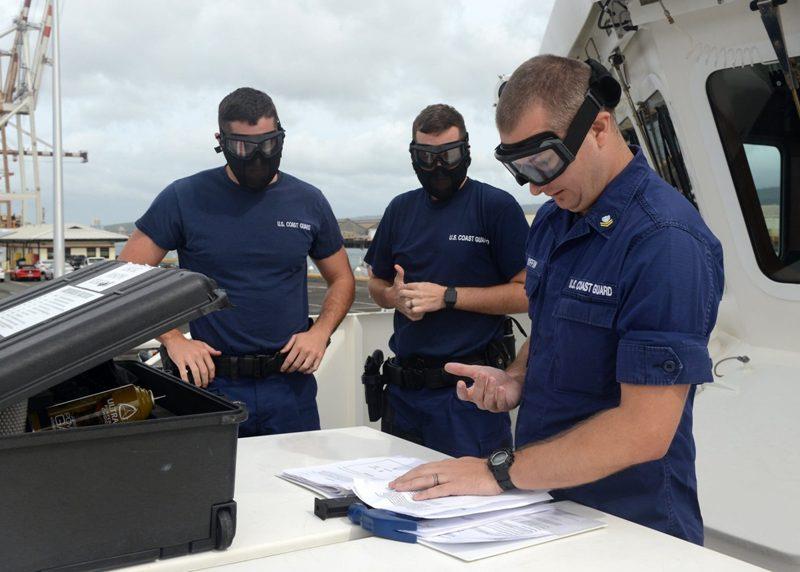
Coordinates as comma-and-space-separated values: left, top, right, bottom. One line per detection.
455, 380, 470, 401
394, 264, 405, 284
445, 362, 478, 379
204, 343, 222, 356
280, 334, 297, 353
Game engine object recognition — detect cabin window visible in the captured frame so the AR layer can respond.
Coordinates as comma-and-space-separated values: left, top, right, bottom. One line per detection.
638, 92, 698, 209
707, 58, 799, 284
100, 247, 109, 258
619, 117, 640, 148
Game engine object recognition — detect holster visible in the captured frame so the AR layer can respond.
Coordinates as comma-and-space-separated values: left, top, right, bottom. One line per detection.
361, 350, 386, 422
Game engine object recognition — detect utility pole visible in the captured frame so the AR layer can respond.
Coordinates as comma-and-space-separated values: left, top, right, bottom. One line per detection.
52, 0, 64, 277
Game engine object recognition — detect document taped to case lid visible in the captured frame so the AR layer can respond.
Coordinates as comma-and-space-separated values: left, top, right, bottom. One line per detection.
77, 263, 155, 292
0, 286, 103, 338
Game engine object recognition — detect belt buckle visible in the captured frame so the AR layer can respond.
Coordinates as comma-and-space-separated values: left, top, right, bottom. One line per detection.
240, 355, 257, 378
263, 353, 281, 375
254, 354, 269, 378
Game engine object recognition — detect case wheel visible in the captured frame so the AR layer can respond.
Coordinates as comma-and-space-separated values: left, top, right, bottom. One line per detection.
214, 508, 235, 550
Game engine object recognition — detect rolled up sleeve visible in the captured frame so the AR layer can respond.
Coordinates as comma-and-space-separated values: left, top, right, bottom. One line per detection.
616, 226, 723, 386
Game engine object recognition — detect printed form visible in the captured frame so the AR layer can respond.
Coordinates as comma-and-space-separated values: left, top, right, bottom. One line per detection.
352, 478, 552, 519
279, 457, 425, 498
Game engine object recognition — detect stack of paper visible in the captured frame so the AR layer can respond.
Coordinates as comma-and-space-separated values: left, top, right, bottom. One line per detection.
351, 477, 604, 562
417, 507, 606, 561
280, 456, 604, 561
417, 507, 603, 544
352, 477, 552, 519
278, 456, 424, 498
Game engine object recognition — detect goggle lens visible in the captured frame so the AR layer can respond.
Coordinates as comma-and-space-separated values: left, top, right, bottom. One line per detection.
411, 143, 466, 170
509, 148, 565, 185
222, 131, 284, 159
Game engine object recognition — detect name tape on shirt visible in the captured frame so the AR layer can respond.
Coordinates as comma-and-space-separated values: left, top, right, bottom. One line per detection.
527, 257, 539, 269
567, 278, 614, 298
449, 234, 490, 245
277, 220, 312, 231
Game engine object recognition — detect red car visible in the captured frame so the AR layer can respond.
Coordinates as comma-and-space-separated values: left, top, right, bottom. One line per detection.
11, 265, 43, 281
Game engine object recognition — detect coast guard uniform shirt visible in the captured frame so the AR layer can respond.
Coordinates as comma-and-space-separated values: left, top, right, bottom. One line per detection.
365, 179, 529, 359
136, 168, 343, 356
517, 149, 724, 544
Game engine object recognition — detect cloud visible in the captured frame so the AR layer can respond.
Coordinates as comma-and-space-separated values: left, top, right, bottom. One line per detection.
0, 0, 553, 225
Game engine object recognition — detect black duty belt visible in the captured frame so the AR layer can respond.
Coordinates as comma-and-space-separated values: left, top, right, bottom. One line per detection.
383, 353, 487, 391
213, 353, 285, 379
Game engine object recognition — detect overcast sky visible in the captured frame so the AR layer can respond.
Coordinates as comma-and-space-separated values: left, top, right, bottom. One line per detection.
0, 0, 554, 227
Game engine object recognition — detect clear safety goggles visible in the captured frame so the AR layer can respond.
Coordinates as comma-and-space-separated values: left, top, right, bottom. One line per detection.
409, 139, 469, 171
495, 91, 602, 186
217, 128, 285, 160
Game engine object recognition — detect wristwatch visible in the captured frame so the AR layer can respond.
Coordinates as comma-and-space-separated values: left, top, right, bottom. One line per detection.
444, 286, 458, 310
488, 448, 516, 491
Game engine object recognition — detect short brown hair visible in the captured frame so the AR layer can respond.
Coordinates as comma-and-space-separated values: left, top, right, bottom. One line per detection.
496, 55, 590, 135
412, 104, 467, 141
218, 87, 279, 132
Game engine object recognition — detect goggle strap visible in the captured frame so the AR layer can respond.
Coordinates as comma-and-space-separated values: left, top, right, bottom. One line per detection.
562, 91, 602, 156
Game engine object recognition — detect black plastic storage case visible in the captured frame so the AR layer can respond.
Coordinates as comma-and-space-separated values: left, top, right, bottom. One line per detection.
0, 261, 247, 571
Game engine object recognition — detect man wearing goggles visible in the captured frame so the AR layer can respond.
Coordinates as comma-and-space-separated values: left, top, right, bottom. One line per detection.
364, 104, 529, 458
121, 87, 355, 437
391, 56, 723, 547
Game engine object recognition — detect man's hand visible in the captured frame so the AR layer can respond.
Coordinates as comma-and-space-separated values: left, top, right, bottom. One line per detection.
163, 335, 221, 388
399, 282, 447, 317
447, 362, 523, 413
391, 265, 422, 322
389, 458, 502, 500
280, 328, 330, 373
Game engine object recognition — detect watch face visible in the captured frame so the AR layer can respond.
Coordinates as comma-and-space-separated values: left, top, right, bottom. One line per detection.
491, 450, 509, 466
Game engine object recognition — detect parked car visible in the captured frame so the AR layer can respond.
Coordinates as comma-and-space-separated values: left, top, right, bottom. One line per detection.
68, 255, 86, 269
11, 265, 42, 281
85, 256, 107, 266
0, 267, 4, 282
35, 261, 54, 280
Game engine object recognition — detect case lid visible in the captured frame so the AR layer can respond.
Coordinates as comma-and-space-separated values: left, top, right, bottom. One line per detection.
0, 261, 230, 410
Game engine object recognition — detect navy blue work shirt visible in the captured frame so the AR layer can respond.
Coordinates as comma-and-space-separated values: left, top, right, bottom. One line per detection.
136, 168, 343, 355
516, 149, 723, 544
365, 179, 529, 359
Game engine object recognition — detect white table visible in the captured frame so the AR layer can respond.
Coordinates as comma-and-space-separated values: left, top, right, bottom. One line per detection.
126, 426, 763, 571
206, 501, 764, 572
125, 426, 446, 571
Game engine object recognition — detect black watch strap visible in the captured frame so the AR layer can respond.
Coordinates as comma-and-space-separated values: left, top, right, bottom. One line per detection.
444, 286, 457, 310
488, 448, 516, 491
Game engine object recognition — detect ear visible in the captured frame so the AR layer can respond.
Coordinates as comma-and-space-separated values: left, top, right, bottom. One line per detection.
591, 111, 614, 148
214, 132, 221, 141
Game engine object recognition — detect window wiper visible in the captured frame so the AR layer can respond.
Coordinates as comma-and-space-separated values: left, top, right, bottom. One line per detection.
752, 0, 800, 120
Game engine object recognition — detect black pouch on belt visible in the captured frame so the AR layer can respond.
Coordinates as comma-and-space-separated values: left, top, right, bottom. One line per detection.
362, 350, 385, 422
487, 317, 529, 369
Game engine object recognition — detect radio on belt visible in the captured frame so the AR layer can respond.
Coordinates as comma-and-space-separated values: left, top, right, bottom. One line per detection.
0, 261, 247, 572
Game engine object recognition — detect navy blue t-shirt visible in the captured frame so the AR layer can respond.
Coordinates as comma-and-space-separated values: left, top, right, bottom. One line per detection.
136, 168, 343, 355
365, 179, 528, 359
